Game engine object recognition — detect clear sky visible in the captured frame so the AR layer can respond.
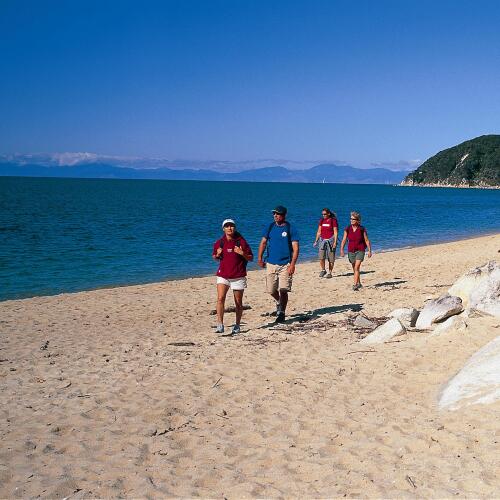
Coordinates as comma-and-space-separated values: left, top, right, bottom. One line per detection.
1, 0, 499, 168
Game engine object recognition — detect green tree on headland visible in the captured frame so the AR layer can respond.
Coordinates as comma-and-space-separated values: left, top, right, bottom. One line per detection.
403, 135, 500, 187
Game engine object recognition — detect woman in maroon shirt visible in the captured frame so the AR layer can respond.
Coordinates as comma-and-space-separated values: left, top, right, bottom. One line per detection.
212, 219, 253, 335
340, 211, 372, 290
313, 208, 338, 278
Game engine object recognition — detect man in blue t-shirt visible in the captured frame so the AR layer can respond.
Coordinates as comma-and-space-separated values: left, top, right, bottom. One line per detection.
257, 205, 300, 323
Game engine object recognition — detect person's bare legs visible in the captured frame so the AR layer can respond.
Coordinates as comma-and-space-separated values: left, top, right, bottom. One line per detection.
319, 258, 326, 272
233, 289, 244, 325
216, 284, 229, 325
353, 260, 362, 287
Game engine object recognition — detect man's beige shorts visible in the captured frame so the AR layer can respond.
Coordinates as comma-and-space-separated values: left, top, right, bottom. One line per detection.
266, 263, 292, 294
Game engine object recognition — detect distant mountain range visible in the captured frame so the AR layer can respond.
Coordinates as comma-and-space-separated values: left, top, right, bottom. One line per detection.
402, 135, 500, 188
0, 153, 328, 173
0, 161, 407, 184
0, 153, 415, 173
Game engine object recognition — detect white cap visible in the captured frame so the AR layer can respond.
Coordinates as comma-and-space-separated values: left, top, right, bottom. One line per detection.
222, 218, 236, 228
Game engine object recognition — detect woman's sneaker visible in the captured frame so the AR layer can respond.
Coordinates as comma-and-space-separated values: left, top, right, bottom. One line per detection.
215, 324, 224, 334
231, 324, 241, 335
319, 270, 327, 278
325, 273, 332, 279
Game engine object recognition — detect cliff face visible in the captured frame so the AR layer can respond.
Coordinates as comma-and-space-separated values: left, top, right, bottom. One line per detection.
403, 135, 500, 187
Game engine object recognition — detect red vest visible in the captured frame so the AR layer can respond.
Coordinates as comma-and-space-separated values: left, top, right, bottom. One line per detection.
345, 225, 367, 252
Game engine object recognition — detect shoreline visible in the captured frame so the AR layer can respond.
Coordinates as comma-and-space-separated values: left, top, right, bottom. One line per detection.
2, 230, 499, 303
399, 182, 500, 190
1, 232, 500, 497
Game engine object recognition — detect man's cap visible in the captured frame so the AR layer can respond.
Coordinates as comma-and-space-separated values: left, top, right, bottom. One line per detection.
271, 205, 287, 215
222, 218, 236, 228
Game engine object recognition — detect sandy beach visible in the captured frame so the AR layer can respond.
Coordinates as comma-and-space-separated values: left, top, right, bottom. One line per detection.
1, 234, 499, 498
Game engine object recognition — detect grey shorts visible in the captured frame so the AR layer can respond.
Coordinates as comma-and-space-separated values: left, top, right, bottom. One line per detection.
348, 251, 365, 264
319, 244, 336, 263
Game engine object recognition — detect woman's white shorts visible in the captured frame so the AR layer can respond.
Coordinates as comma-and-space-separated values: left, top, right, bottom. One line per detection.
216, 276, 247, 290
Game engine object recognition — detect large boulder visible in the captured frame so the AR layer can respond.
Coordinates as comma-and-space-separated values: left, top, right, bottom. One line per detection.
470, 275, 500, 318
448, 261, 500, 317
360, 318, 406, 344
438, 335, 500, 410
415, 294, 463, 329
387, 308, 419, 328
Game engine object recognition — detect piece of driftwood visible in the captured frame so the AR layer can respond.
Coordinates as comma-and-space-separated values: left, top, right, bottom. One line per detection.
210, 305, 252, 315
267, 316, 338, 334
406, 475, 417, 488
243, 337, 289, 347
168, 342, 196, 347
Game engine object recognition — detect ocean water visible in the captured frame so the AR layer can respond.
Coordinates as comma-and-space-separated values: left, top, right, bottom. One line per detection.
1, 176, 499, 301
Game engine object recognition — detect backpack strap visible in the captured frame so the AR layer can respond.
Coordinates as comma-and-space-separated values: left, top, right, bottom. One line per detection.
217, 237, 225, 260
265, 222, 275, 239
285, 221, 293, 260
219, 236, 243, 260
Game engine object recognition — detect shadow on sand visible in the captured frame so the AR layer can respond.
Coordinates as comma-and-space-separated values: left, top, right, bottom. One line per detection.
259, 303, 363, 329
335, 270, 376, 278
372, 280, 407, 288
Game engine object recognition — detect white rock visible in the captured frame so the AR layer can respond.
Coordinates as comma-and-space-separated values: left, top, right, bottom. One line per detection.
415, 294, 463, 329
430, 315, 468, 336
353, 314, 377, 329
388, 308, 420, 328
360, 318, 406, 344
448, 260, 500, 307
470, 277, 500, 318
438, 335, 500, 410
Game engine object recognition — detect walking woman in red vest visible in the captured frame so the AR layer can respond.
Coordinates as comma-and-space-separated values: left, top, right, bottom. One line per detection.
340, 211, 372, 290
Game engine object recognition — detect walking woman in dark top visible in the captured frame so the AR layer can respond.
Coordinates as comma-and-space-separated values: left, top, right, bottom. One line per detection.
340, 211, 372, 290
212, 219, 253, 334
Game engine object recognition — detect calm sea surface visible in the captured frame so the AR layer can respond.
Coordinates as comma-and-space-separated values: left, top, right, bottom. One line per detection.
1, 177, 499, 301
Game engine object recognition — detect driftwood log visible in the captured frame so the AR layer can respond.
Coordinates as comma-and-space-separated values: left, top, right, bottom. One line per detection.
210, 305, 252, 315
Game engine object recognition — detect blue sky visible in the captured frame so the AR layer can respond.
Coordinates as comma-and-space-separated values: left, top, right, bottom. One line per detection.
1, 0, 499, 168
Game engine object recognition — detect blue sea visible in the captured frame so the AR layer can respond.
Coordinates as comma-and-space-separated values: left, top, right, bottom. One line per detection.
1, 177, 499, 301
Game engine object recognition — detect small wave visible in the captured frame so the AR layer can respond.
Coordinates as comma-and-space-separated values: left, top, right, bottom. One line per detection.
0, 224, 21, 232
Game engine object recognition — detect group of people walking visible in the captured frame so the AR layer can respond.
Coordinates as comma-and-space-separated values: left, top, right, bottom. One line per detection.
212, 205, 372, 335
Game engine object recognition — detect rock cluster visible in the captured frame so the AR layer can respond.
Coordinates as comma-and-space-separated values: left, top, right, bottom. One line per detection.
355, 260, 500, 410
